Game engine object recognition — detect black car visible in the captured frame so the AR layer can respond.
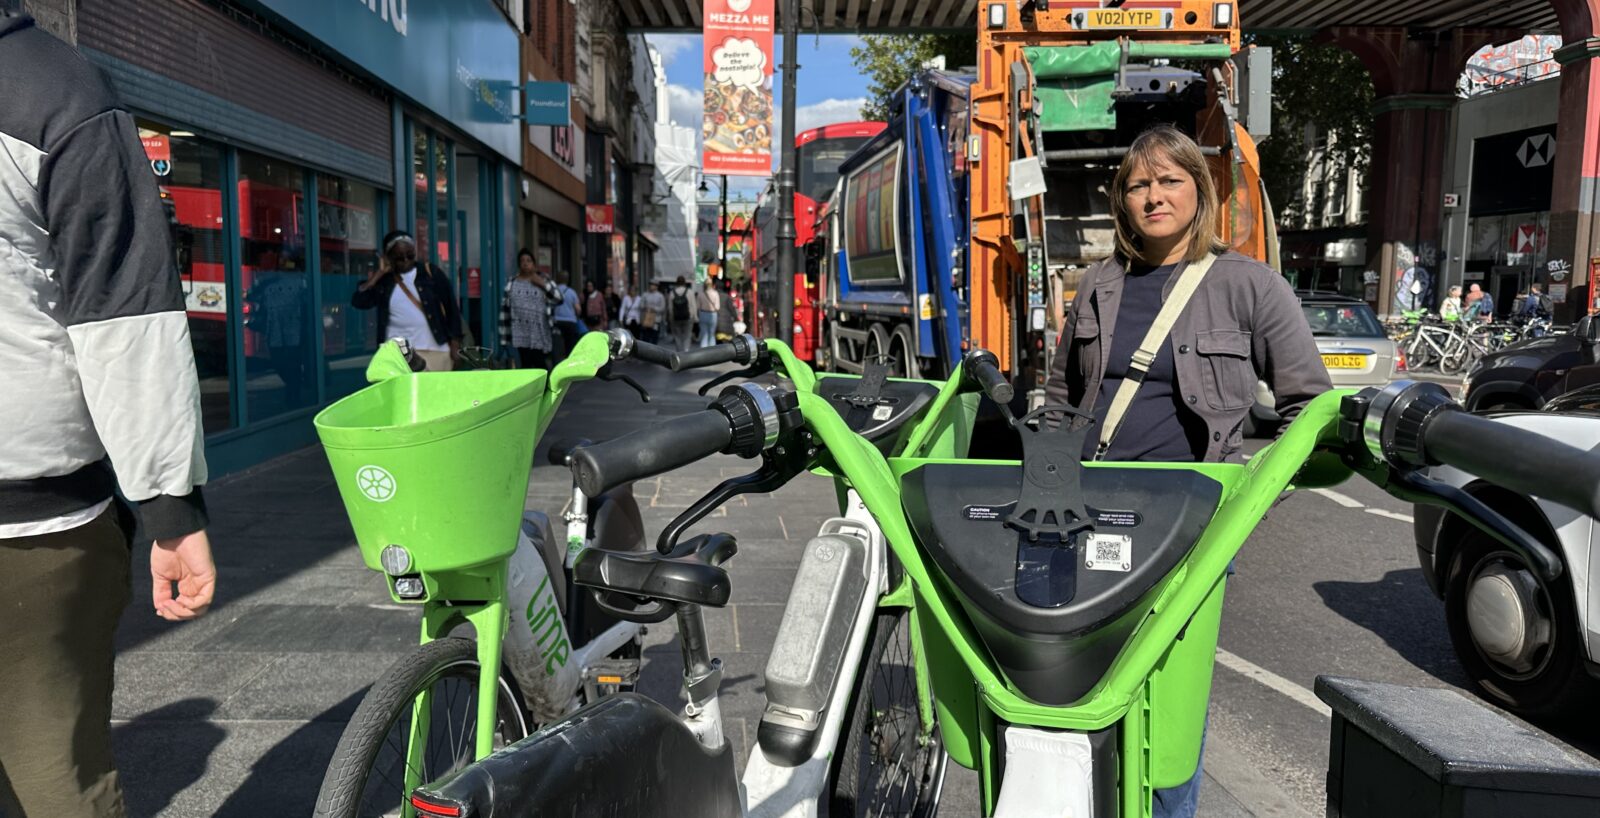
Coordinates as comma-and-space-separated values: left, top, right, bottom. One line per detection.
1462, 315, 1600, 411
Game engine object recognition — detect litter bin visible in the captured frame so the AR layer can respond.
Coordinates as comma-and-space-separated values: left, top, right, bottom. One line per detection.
315, 369, 548, 574
1317, 675, 1600, 817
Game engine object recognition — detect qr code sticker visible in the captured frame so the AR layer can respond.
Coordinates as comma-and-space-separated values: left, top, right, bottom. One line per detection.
1084, 534, 1132, 572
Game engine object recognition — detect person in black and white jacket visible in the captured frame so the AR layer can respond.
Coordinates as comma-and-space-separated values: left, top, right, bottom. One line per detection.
0, 10, 216, 817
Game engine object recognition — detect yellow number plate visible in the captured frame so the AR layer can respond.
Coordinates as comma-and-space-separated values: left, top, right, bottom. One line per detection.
1322, 354, 1368, 370
1085, 8, 1171, 29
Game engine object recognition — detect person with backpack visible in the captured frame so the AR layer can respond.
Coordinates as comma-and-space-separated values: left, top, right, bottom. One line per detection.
1522, 282, 1552, 318
670, 275, 695, 351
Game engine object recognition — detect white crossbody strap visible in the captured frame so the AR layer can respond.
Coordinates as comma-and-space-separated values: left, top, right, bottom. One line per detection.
1094, 252, 1217, 460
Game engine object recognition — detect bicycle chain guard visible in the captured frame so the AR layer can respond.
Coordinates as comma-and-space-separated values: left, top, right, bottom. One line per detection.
1005, 405, 1097, 543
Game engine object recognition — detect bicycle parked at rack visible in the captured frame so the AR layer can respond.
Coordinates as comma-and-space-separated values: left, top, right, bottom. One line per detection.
397, 337, 1600, 818
311, 330, 681, 818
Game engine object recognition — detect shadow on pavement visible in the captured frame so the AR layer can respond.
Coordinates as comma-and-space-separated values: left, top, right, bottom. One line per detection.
113, 699, 224, 818
1313, 568, 1471, 687
209, 692, 366, 818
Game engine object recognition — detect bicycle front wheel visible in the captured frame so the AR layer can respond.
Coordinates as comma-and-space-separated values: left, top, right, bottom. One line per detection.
315, 637, 531, 818
829, 608, 947, 818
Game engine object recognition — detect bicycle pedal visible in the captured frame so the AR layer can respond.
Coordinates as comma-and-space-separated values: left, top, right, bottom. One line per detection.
582, 659, 641, 700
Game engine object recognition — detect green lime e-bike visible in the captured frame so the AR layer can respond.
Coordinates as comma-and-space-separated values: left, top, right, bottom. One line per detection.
401, 338, 1599, 818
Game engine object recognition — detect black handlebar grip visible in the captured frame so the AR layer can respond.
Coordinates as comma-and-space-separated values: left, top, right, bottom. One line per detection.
629, 340, 676, 367
964, 350, 1014, 405
570, 409, 733, 497
1423, 409, 1600, 520
671, 344, 742, 371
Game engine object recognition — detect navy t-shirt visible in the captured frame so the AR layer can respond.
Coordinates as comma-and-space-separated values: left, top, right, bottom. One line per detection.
1081, 263, 1211, 462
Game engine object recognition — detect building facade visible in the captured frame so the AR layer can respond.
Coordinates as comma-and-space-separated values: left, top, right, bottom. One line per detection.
35, 0, 524, 475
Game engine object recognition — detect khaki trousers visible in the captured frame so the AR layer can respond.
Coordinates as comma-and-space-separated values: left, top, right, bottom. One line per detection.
0, 507, 131, 818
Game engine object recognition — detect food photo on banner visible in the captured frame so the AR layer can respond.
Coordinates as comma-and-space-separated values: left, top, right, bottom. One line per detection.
702, 0, 775, 177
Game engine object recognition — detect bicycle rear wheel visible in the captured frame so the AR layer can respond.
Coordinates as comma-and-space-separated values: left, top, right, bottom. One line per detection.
315, 637, 530, 818
828, 608, 946, 818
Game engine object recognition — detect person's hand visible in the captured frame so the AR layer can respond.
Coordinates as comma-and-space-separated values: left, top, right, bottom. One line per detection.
362, 257, 390, 289
151, 530, 216, 621
449, 339, 462, 362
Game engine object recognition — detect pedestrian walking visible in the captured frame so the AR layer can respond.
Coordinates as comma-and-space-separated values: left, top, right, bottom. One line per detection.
0, 10, 217, 817
1522, 282, 1552, 318
605, 282, 622, 326
620, 285, 644, 336
697, 279, 721, 348
549, 274, 582, 363
499, 248, 562, 369
1043, 125, 1329, 818
582, 280, 609, 331
640, 282, 667, 344
352, 230, 464, 370
1439, 285, 1463, 321
670, 275, 696, 351
716, 278, 738, 342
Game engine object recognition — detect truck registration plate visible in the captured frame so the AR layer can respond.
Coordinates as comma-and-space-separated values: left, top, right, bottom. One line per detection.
1322, 354, 1368, 370
1085, 8, 1171, 28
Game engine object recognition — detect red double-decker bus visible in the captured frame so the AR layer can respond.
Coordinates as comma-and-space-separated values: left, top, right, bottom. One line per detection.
754, 121, 885, 359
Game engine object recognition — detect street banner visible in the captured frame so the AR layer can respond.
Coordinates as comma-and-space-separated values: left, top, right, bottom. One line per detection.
702, 0, 774, 177
523, 81, 571, 126
585, 205, 614, 233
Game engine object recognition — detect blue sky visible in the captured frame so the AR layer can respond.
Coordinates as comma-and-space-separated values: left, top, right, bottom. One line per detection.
646, 33, 870, 200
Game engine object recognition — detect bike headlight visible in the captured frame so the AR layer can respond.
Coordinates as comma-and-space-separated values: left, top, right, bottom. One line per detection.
379, 544, 412, 576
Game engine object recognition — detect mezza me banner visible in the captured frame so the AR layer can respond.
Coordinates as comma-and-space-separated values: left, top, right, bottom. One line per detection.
702, 0, 774, 177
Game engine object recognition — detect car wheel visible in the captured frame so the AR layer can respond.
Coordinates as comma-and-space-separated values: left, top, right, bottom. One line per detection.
1443, 528, 1597, 720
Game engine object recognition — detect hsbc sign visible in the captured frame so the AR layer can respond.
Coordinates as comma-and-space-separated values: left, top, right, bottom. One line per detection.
1509, 223, 1545, 254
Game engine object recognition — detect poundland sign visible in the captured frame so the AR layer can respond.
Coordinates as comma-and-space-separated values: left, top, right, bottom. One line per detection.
243, 0, 518, 161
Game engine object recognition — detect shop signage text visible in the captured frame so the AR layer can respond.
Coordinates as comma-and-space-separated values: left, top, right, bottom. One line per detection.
702, 0, 775, 178
358, 0, 408, 36
586, 205, 615, 233
523, 82, 571, 127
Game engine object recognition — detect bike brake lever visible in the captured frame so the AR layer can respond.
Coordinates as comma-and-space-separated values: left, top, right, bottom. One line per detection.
696, 357, 774, 397
598, 364, 651, 403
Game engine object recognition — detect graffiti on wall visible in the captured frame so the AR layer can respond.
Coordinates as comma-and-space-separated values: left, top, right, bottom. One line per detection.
1394, 242, 1438, 312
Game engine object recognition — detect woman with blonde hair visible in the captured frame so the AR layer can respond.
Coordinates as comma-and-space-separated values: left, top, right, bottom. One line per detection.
1044, 125, 1330, 814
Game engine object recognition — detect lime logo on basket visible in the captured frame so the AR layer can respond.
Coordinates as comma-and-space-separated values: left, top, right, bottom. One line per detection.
356, 466, 397, 503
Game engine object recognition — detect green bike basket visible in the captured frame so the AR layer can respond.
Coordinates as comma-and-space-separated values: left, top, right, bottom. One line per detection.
314, 369, 548, 574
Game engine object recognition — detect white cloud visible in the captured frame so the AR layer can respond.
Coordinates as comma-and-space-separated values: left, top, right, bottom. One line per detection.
794, 97, 870, 133
648, 34, 699, 67
665, 83, 703, 130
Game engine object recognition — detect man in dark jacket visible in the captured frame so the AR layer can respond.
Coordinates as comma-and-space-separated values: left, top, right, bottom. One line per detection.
0, 10, 215, 817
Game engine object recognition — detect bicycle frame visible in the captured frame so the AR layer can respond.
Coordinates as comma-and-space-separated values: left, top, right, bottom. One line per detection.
754, 340, 1356, 817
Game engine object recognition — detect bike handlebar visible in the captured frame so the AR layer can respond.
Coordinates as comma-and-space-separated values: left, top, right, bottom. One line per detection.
671, 334, 761, 371
963, 350, 1014, 405
1362, 382, 1600, 520
606, 329, 676, 367
570, 409, 733, 497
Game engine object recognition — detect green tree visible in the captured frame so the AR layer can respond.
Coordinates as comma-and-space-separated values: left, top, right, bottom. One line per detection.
1247, 34, 1375, 228
849, 35, 977, 121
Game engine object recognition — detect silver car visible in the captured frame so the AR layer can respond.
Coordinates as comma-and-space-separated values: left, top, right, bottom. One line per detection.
1248, 291, 1403, 435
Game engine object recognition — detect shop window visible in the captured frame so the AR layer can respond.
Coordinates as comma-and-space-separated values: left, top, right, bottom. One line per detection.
318, 175, 383, 399
137, 121, 234, 433
238, 150, 316, 420
412, 129, 432, 259
435, 140, 453, 277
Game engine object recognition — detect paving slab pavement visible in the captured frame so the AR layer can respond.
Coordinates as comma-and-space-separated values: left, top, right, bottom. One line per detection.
108, 360, 1293, 817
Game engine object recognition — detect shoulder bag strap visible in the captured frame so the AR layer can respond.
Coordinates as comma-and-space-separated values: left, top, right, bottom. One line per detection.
395, 274, 425, 312
1094, 252, 1217, 460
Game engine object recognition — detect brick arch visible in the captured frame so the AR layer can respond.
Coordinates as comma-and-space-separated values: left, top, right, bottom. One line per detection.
1548, 0, 1600, 40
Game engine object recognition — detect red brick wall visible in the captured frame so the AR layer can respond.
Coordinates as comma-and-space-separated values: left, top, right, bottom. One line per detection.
79, 0, 390, 163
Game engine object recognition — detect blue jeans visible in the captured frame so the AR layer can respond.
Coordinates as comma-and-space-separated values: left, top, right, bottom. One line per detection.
697, 310, 717, 347
1152, 722, 1206, 818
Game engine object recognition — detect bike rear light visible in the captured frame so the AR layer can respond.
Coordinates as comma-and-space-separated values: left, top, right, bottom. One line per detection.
409, 794, 463, 817
1395, 348, 1407, 372
379, 544, 412, 576
394, 576, 425, 599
